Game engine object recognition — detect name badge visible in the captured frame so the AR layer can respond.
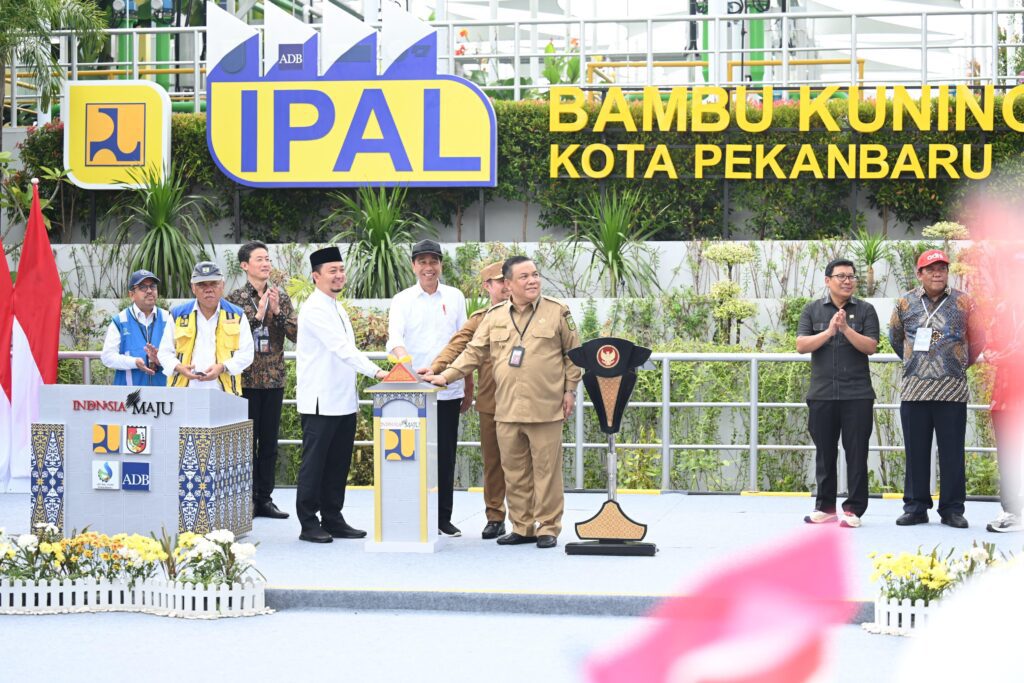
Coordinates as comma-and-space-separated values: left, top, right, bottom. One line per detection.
913, 327, 932, 352
254, 325, 271, 354
509, 345, 526, 367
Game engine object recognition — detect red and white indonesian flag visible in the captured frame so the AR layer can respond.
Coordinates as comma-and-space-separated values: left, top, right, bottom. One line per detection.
586, 528, 853, 683
7, 182, 61, 493
0, 234, 13, 489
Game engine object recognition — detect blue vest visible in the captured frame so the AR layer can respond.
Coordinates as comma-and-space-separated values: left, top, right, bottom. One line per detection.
112, 307, 170, 386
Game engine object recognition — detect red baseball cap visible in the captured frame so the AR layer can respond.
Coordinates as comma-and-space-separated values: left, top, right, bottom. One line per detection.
916, 249, 950, 269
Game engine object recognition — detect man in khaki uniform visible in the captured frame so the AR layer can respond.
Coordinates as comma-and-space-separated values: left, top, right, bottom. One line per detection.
428, 256, 581, 549
430, 262, 510, 539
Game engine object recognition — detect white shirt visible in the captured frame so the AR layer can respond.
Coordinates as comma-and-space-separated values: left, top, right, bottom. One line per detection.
157, 301, 254, 390
297, 287, 382, 415
101, 304, 170, 377
387, 281, 466, 401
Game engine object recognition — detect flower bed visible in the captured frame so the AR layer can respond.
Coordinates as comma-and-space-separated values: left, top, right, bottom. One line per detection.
0, 524, 270, 618
863, 543, 1010, 636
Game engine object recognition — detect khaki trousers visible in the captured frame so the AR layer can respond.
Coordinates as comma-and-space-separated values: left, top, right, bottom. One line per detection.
478, 411, 507, 522
495, 419, 565, 537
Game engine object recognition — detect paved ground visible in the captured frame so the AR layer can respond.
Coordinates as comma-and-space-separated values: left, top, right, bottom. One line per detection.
3, 489, 1016, 681
0, 611, 905, 683
1, 489, 1015, 600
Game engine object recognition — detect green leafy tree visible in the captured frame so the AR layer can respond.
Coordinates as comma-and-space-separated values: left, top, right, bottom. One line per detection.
0, 0, 104, 138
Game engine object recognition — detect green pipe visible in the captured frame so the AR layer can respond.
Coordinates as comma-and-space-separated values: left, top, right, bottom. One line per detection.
155, 29, 171, 90
118, 16, 133, 81
749, 8, 764, 83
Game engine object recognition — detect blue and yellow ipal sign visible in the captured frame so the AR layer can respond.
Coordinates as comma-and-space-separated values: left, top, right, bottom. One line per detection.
63, 81, 171, 190
205, 2, 496, 188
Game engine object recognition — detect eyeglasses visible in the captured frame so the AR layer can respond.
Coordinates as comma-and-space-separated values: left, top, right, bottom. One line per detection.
828, 274, 858, 282
133, 284, 158, 292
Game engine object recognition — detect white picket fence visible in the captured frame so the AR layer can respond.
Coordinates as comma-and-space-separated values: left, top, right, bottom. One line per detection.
869, 597, 932, 635
0, 578, 270, 618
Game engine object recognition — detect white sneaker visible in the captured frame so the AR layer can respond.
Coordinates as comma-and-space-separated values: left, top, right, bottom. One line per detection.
986, 512, 1023, 533
839, 512, 861, 528
804, 510, 838, 524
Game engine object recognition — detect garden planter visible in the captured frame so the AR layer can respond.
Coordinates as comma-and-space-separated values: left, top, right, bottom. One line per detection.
865, 596, 933, 635
0, 577, 270, 618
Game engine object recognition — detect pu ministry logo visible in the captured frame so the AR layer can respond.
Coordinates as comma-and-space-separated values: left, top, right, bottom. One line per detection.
63, 81, 172, 189
205, 1, 496, 188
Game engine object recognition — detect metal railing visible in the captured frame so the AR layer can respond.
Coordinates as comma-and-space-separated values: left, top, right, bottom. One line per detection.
58, 350, 993, 493
5, 7, 1024, 120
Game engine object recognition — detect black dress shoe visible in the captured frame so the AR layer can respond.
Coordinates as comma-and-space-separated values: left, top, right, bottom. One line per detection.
895, 512, 929, 526
496, 532, 537, 545
536, 535, 557, 549
941, 513, 969, 529
254, 501, 290, 519
481, 521, 506, 539
299, 528, 333, 543
438, 521, 462, 537
323, 520, 367, 539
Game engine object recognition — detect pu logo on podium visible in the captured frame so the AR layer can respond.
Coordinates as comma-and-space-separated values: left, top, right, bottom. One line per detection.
124, 425, 151, 455
204, 1, 496, 188
122, 462, 151, 491
381, 417, 418, 461
92, 424, 121, 454
93, 460, 121, 490
63, 80, 172, 189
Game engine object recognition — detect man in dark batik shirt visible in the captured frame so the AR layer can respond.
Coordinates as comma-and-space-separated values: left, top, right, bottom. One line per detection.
889, 249, 984, 529
227, 241, 297, 519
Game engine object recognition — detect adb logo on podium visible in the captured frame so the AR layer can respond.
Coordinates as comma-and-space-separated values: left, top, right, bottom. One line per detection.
63, 81, 172, 189
205, 1, 496, 188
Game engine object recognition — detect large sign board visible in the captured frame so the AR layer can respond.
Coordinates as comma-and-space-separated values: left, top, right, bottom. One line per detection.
63, 80, 171, 189
205, 2, 497, 188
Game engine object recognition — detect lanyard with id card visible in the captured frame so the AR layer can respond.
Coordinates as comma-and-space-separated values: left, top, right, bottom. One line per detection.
250, 290, 273, 354
914, 294, 948, 353
508, 305, 537, 368
253, 324, 271, 354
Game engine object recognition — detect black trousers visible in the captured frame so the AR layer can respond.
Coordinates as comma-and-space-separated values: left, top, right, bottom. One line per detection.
244, 387, 284, 506
296, 412, 356, 531
437, 398, 461, 526
900, 401, 967, 517
992, 411, 1024, 516
807, 399, 873, 517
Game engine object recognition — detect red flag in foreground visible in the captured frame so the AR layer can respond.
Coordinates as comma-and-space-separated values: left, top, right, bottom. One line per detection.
587, 528, 853, 683
8, 181, 61, 492
0, 235, 12, 488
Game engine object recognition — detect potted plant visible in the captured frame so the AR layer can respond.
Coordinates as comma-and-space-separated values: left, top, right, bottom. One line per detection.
865, 542, 1007, 636
107, 164, 214, 298
321, 186, 431, 299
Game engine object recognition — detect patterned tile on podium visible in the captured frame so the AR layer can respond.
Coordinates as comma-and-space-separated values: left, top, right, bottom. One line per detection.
30, 424, 65, 533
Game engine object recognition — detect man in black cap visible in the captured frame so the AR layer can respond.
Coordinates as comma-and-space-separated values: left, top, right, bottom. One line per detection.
386, 239, 467, 537
295, 246, 387, 543
101, 269, 171, 386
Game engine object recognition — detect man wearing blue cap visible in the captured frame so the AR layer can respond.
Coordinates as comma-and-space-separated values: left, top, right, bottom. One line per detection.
101, 270, 171, 386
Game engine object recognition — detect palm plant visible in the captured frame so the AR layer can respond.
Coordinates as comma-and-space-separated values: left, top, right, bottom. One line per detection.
322, 187, 432, 299
0, 0, 103, 138
851, 228, 889, 297
567, 187, 662, 298
107, 165, 214, 298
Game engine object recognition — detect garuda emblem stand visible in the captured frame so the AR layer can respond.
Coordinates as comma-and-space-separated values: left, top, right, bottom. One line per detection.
565, 338, 657, 557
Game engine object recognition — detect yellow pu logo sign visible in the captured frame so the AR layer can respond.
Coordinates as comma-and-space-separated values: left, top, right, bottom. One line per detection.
204, 2, 497, 188
63, 81, 171, 189
84, 103, 145, 166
